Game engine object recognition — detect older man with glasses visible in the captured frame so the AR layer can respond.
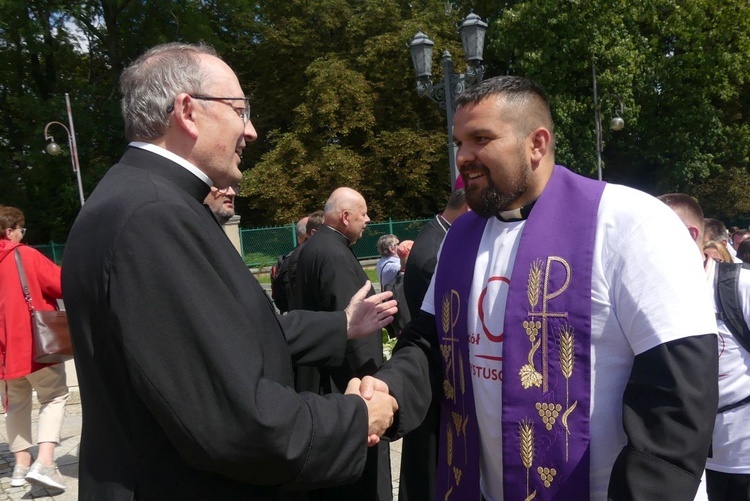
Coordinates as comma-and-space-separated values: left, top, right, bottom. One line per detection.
204, 185, 238, 225
61, 43, 398, 500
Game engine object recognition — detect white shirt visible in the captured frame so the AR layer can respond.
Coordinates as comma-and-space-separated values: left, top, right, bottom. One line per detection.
705, 259, 750, 474
422, 183, 717, 500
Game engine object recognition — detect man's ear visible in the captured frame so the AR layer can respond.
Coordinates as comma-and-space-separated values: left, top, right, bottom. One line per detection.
687, 226, 700, 242
529, 127, 551, 165
171, 94, 200, 139
341, 210, 351, 228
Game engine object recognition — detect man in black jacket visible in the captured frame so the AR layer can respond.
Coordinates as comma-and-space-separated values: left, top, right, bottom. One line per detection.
62, 43, 397, 500
294, 187, 392, 500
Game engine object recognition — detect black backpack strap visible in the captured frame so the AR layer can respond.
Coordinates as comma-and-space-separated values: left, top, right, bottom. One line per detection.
715, 261, 750, 353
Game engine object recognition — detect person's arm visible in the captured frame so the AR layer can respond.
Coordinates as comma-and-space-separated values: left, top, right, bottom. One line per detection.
109, 205, 382, 489
280, 283, 397, 367
608, 334, 718, 500
604, 197, 720, 499
374, 311, 441, 438
24, 247, 62, 300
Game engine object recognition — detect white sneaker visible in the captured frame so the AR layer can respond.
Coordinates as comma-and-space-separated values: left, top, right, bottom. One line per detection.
10, 464, 29, 487
25, 461, 65, 491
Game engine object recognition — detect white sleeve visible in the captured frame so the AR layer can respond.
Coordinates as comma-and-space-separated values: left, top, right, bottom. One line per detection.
596, 186, 717, 355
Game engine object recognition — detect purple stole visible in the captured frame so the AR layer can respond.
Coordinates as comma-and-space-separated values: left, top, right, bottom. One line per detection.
434, 166, 605, 500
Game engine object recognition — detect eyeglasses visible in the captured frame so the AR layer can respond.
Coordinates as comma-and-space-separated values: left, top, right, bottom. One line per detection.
16, 227, 26, 236
167, 95, 251, 124
216, 185, 239, 196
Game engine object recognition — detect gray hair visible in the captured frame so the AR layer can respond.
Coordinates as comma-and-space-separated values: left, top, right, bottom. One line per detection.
120, 43, 217, 141
296, 218, 307, 240
377, 234, 399, 257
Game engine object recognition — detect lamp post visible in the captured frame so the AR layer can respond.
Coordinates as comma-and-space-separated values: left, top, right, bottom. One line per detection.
592, 62, 626, 182
408, 12, 488, 188
43, 93, 85, 206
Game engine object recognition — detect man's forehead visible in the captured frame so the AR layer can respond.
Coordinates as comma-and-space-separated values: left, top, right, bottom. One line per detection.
200, 54, 243, 92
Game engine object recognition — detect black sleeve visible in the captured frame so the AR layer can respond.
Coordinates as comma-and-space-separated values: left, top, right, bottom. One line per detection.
278, 310, 347, 367
608, 333, 718, 500
377, 312, 442, 438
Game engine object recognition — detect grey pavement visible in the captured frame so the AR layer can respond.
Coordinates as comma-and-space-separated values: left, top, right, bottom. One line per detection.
0, 387, 80, 500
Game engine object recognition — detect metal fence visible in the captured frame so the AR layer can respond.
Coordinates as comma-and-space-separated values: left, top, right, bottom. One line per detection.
31, 218, 432, 268
32, 242, 66, 265
240, 218, 432, 268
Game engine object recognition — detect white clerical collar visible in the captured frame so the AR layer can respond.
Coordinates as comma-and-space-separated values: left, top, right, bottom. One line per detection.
129, 142, 212, 187
496, 199, 537, 222
324, 224, 354, 246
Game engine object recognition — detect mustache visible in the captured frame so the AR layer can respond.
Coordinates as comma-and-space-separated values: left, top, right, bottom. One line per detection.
460, 161, 488, 173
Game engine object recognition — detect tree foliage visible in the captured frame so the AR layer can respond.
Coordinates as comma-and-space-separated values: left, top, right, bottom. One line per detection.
1, 0, 749, 243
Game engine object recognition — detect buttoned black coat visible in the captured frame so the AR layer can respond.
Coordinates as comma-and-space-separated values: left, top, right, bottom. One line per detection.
293, 224, 392, 500
62, 147, 368, 500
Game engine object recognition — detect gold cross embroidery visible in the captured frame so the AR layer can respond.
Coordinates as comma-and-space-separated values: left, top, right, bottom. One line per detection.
527, 256, 571, 392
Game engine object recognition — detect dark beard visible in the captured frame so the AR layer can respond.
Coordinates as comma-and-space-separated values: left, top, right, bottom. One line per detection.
464, 155, 531, 218
467, 185, 525, 218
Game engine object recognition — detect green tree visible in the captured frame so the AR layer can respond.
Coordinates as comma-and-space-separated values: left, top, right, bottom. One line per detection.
238, 0, 470, 225
485, 0, 750, 215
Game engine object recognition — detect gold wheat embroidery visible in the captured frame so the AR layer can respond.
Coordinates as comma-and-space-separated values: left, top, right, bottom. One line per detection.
442, 294, 451, 334
452, 466, 462, 485
520, 419, 536, 500
559, 324, 575, 460
452, 412, 462, 436
527, 260, 542, 310
443, 380, 455, 401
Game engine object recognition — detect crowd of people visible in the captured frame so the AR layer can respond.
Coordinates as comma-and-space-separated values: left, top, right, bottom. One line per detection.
1, 41, 748, 501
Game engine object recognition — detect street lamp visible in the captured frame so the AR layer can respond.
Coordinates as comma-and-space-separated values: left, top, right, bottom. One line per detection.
43, 93, 85, 206
408, 12, 488, 188
592, 62, 626, 182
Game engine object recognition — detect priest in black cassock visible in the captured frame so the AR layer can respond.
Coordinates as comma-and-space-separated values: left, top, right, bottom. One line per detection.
294, 187, 392, 501
61, 43, 398, 501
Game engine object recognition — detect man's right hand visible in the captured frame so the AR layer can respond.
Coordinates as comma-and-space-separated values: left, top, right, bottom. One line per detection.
346, 377, 398, 446
344, 281, 398, 339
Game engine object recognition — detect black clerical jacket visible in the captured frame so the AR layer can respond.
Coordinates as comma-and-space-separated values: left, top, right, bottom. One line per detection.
62, 147, 369, 500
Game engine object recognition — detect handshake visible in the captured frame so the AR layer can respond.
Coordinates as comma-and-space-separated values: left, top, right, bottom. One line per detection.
346, 376, 397, 447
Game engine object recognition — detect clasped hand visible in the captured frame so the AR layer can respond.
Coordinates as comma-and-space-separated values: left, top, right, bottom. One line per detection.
346, 376, 397, 447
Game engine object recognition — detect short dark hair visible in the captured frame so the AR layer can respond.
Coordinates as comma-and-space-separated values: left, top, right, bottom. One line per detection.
0, 206, 24, 233
657, 193, 704, 221
704, 218, 729, 242
737, 239, 750, 263
454, 75, 554, 140
306, 210, 324, 235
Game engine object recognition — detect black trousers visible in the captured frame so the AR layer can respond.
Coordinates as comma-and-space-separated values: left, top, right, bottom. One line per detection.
707, 469, 750, 501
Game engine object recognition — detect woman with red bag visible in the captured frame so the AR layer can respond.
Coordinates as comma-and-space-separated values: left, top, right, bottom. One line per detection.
0, 206, 68, 491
